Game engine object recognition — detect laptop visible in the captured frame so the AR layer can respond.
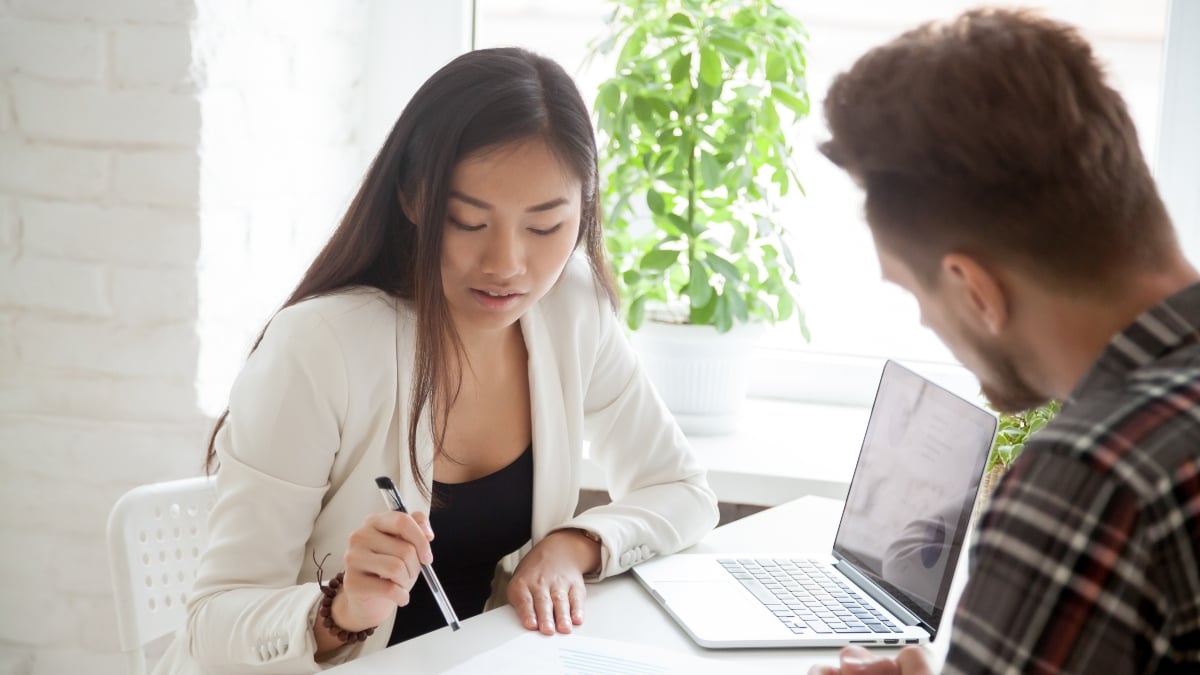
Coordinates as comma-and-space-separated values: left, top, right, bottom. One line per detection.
632, 360, 997, 648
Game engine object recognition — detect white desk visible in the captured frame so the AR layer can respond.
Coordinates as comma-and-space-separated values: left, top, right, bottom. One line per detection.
330, 496, 964, 673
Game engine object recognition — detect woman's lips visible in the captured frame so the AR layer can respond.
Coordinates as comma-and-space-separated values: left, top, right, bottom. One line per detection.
471, 288, 525, 310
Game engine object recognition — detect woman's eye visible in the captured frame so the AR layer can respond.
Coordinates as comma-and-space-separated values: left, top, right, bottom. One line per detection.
529, 223, 563, 236
449, 218, 485, 232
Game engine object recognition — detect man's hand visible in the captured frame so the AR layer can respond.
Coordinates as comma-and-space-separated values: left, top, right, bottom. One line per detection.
807, 645, 934, 675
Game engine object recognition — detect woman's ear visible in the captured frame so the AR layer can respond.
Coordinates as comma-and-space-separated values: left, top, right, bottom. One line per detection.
940, 253, 1009, 335
400, 192, 422, 225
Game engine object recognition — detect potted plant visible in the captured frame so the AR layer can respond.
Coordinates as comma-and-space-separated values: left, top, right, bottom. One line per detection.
976, 400, 1061, 510
592, 0, 811, 433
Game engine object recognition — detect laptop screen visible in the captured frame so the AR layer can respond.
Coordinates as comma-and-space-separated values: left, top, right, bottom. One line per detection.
832, 360, 997, 634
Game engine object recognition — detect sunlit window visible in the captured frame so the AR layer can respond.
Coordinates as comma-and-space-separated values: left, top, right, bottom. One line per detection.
476, 0, 1170, 402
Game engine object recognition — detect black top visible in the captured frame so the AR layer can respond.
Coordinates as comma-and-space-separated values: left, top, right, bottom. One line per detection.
387, 445, 534, 645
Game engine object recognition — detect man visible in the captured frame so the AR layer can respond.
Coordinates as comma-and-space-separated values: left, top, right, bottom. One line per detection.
810, 8, 1200, 675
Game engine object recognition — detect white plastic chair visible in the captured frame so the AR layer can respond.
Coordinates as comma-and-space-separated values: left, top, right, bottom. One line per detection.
106, 476, 216, 675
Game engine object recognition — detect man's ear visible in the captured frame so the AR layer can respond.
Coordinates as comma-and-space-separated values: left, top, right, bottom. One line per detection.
940, 253, 1008, 335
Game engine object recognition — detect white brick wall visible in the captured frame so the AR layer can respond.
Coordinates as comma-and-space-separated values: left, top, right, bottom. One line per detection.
7, 0, 195, 25
112, 25, 194, 88
0, 138, 109, 201
114, 149, 201, 208
11, 78, 200, 146
0, 256, 111, 317
0, 17, 103, 82
0, 1, 205, 672
0, 1, 377, 672
20, 201, 200, 267
0, 80, 12, 133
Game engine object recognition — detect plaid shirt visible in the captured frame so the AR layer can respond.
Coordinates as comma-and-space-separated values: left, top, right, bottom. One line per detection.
944, 283, 1200, 675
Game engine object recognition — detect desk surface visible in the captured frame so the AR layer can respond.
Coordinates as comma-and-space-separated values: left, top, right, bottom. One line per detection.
331, 496, 964, 673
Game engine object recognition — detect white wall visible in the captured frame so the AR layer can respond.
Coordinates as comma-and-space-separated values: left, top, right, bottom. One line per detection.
194, 0, 472, 418
0, 1, 206, 672
0, 1, 470, 672
359, 0, 473, 166
1156, 0, 1200, 263
194, 0, 372, 417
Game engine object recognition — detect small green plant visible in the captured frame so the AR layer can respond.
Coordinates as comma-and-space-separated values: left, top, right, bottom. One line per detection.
987, 401, 1061, 472
592, 0, 811, 335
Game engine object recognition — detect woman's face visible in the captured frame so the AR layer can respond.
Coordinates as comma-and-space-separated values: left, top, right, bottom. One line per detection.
439, 138, 582, 337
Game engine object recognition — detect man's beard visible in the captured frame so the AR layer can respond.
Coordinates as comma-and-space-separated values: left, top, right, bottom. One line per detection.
972, 336, 1050, 413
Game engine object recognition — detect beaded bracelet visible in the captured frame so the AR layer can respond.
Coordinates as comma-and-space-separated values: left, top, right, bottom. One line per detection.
317, 571, 377, 644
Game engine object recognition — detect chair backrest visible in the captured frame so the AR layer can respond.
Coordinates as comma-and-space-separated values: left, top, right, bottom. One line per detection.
106, 476, 216, 675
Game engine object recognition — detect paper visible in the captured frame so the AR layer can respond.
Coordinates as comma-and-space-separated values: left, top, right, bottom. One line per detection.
439, 632, 758, 674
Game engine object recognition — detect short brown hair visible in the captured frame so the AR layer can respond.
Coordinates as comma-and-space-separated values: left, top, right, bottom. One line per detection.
820, 8, 1174, 290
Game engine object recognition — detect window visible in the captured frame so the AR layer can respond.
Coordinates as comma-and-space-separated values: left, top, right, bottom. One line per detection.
475, 0, 1175, 405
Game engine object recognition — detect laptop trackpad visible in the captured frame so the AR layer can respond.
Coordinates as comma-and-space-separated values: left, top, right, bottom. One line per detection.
650, 581, 792, 643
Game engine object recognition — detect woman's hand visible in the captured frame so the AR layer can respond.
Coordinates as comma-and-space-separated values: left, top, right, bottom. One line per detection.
507, 529, 601, 635
316, 510, 434, 653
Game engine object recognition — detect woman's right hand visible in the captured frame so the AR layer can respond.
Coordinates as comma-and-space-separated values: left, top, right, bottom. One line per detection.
333, 510, 435, 632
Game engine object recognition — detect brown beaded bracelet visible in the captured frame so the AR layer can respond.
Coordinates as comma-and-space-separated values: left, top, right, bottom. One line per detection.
318, 571, 377, 644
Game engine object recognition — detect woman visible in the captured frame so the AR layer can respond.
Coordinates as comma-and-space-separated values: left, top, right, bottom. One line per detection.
154, 47, 718, 673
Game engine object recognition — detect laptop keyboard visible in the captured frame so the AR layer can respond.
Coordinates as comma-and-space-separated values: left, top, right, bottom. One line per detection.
719, 558, 903, 635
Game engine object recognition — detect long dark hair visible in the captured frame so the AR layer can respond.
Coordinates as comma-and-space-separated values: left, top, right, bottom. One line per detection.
205, 48, 617, 497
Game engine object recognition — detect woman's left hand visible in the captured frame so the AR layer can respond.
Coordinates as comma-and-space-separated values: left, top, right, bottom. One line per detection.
507, 529, 601, 635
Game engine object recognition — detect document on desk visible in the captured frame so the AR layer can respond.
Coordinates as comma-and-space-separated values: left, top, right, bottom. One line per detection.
439, 632, 763, 674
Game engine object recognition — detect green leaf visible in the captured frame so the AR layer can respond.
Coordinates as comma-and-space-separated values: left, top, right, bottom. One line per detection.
690, 291, 718, 325
698, 46, 722, 87
699, 152, 722, 188
596, 82, 621, 117
771, 84, 810, 116
761, 101, 780, 135
710, 34, 756, 60
766, 51, 787, 82
668, 12, 693, 29
628, 294, 647, 330
646, 189, 666, 215
777, 290, 793, 320
622, 269, 641, 286
688, 260, 713, 309
640, 248, 679, 271
697, 76, 724, 108
666, 213, 690, 236
705, 252, 741, 284
713, 293, 733, 332
727, 288, 749, 322
633, 97, 654, 124
670, 52, 692, 85
779, 239, 797, 273
796, 307, 811, 341
730, 222, 749, 254
618, 26, 648, 65
647, 96, 672, 118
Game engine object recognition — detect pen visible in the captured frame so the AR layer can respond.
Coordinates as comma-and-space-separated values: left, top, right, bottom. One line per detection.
374, 476, 462, 631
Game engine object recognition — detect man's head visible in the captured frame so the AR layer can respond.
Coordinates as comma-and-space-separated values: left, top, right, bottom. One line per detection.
820, 8, 1178, 411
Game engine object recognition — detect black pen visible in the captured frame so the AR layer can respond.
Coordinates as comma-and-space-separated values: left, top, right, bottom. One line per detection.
374, 476, 461, 631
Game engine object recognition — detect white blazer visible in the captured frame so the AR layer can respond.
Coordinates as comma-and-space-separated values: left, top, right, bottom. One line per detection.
154, 258, 719, 674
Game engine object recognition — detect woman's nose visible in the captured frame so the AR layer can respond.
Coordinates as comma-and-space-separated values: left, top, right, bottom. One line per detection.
481, 228, 525, 279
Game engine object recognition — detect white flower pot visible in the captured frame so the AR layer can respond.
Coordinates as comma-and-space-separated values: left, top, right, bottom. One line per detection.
630, 320, 765, 435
